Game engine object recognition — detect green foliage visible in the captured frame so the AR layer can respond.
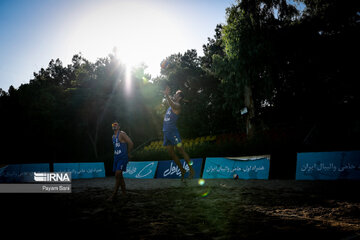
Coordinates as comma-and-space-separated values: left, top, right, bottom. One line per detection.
0, 0, 359, 167
131, 131, 294, 161
156, 48, 236, 137
0, 54, 164, 164
213, 0, 301, 132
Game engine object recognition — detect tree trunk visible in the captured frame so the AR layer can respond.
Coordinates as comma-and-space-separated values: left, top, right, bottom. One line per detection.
88, 132, 98, 159
87, 117, 99, 160
244, 85, 255, 137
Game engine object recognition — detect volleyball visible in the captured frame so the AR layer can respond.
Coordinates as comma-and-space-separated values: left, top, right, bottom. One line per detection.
160, 59, 169, 69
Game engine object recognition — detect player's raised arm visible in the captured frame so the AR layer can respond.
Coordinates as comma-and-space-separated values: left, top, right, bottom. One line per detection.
164, 86, 181, 111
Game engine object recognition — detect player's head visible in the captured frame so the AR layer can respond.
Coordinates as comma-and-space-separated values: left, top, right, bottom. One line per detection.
174, 90, 184, 103
112, 121, 119, 131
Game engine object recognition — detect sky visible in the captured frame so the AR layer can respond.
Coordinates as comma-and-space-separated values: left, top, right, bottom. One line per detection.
0, 0, 234, 91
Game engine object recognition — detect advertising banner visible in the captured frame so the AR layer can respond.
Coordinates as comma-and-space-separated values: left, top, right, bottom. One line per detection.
296, 151, 360, 180
0, 164, 50, 183
54, 162, 105, 179
155, 158, 203, 179
123, 161, 158, 179
202, 156, 270, 179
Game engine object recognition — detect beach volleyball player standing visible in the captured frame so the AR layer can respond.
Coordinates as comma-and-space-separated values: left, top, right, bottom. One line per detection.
108, 121, 134, 201
163, 86, 195, 181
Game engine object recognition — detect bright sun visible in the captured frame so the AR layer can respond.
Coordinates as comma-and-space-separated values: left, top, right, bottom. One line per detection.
65, 1, 187, 78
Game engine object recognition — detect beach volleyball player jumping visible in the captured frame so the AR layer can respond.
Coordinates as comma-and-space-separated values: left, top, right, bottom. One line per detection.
108, 121, 134, 201
163, 86, 195, 181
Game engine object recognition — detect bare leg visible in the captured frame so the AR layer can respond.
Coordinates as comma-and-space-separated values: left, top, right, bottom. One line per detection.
176, 146, 195, 178
166, 146, 186, 181
108, 170, 125, 201
118, 171, 126, 195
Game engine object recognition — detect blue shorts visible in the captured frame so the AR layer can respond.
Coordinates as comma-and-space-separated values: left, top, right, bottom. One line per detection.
113, 157, 128, 172
163, 130, 182, 147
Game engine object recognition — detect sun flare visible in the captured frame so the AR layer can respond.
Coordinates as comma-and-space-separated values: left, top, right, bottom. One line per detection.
65, 1, 187, 78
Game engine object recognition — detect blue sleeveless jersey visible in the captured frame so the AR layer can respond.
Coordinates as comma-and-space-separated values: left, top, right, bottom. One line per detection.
113, 131, 128, 160
163, 107, 179, 132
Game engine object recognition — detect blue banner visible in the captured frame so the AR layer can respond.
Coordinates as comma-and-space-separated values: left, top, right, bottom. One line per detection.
296, 151, 360, 180
155, 158, 203, 179
54, 162, 105, 179
123, 161, 158, 179
202, 156, 270, 179
0, 164, 50, 183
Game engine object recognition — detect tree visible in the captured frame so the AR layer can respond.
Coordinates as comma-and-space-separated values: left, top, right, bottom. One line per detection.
0, 53, 161, 164
201, 24, 225, 71
214, 0, 300, 137
157, 49, 231, 137
0, 88, 7, 97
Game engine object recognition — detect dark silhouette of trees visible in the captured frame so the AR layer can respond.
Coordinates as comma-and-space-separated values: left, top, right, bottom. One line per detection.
0, 0, 359, 167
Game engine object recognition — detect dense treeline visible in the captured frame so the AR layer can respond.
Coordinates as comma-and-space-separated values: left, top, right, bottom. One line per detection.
0, 55, 162, 164
0, 0, 359, 166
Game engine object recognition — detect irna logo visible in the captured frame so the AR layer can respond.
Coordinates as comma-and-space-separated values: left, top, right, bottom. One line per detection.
34, 172, 71, 182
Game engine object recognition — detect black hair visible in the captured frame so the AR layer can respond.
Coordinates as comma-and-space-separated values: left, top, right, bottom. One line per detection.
112, 121, 120, 129
177, 91, 184, 100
